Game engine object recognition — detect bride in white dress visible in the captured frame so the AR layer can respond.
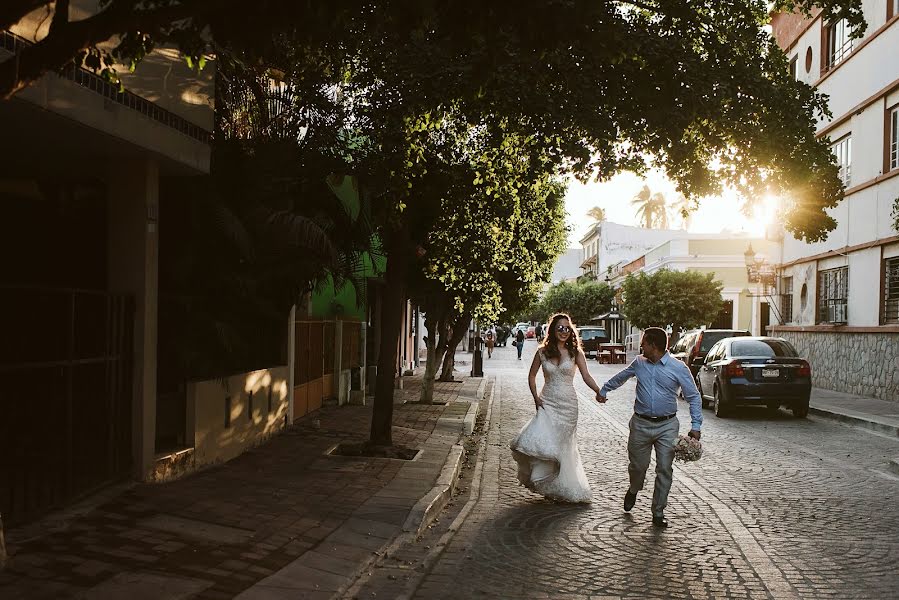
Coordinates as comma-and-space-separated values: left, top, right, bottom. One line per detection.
510, 313, 605, 503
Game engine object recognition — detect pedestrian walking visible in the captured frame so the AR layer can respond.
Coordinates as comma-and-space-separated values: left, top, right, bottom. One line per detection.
515, 328, 526, 360
485, 329, 495, 358
597, 327, 702, 528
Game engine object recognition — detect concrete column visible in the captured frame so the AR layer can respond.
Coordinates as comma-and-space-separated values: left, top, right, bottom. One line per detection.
107, 158, 159, 481
287, 305, 297, 422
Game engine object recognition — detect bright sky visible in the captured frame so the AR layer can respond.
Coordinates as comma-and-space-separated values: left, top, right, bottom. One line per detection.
564, 169, 780, 247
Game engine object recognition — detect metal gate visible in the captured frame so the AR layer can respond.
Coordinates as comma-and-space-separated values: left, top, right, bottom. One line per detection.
0, 286, 133, 525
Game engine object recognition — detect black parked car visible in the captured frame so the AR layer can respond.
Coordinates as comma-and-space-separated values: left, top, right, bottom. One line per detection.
579, 326, 611, 358
696, 337, 811, 418
670, 328, 751, 379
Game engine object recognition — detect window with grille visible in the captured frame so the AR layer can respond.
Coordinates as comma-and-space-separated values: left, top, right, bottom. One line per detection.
832, 136, 851, 185
826, 19, 853, 69
884, 257, 899, 324
780, 276, 794, 323
890, 106, 898, 172
817, 267, 848, 324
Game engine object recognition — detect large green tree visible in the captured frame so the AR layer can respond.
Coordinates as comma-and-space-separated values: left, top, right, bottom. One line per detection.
1, 0, 862, 242
619, 270, 724, 340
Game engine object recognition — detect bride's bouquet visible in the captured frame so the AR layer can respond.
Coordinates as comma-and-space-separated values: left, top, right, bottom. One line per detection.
673, 435, 703, 463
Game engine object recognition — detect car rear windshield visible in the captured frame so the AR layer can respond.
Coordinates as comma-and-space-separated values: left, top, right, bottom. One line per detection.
580, 329, 607, 340
730, 339, 798, 357
700, 331, 746, 352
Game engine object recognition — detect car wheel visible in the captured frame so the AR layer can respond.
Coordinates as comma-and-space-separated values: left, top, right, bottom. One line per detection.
766, 402, 780, 414
792, 398, 810, 419
713, 386, 729, 418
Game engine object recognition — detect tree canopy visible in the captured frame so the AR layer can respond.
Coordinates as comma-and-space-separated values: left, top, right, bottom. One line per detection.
3, 0, 866, 242
513, 280, 616, 329
620, 269, 724, 336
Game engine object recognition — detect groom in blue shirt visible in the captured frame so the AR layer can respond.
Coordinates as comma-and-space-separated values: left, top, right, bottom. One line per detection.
598, 327, 702, 528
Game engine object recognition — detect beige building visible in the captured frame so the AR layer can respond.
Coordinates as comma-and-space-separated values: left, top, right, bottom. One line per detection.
608, 236, 778, 345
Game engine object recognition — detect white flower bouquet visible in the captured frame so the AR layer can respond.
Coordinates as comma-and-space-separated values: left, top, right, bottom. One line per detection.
673, 435, 703, 462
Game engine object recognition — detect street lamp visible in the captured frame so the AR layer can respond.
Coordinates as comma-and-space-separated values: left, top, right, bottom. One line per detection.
743, 243, 776, 288
744, 243, 777, 335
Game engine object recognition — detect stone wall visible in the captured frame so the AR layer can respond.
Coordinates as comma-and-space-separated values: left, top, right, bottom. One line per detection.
776, 331, 899, 402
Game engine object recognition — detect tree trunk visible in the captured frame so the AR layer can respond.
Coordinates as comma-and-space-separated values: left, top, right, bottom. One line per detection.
370, 236, 407, 446
438, 314, 470, 381
419, 312, 446, 404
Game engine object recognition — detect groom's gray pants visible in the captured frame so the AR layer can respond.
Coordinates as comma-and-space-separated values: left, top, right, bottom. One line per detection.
628, 414, 679, 517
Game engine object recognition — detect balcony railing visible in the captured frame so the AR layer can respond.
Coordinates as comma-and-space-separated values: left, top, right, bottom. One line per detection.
2, 30, 211, 144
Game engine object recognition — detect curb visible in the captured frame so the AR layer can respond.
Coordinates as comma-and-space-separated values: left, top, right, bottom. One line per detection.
402, 443, 465, 537
809, 406, 899, 438
463, 402, 479, 435
475, 377, 487, 401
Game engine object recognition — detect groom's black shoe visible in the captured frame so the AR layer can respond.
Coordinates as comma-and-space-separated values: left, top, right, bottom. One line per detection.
652, 515, 669, 528
623, 490, 637, 512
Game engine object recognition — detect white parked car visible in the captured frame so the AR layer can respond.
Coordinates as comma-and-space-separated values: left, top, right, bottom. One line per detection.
512, 322, 530, 337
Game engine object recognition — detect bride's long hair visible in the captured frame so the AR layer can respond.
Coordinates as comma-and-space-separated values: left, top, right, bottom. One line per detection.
540, 313, 581, 360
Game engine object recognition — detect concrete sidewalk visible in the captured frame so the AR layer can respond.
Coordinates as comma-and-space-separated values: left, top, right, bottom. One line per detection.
809, 387, 899, 437
809, 387, 899, 475
0, 369, 487, 600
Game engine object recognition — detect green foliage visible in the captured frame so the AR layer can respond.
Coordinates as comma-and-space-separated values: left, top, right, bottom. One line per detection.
892, 197, 899, 233
620, 270, 724, 334
513, 280, 615, 328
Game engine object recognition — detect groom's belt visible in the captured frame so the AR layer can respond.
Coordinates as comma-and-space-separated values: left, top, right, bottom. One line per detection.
634, 413, 677, 422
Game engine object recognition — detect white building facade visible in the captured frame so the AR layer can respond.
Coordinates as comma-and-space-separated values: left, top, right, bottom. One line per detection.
770, 4, 899, 401
579, 221, 693, 281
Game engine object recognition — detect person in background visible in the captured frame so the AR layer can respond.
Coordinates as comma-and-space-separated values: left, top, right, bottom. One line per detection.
485, 328, 495, 358
515, 328, 526, 360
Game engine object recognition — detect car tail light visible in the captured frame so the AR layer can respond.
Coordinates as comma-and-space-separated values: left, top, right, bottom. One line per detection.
724, 361, 745, 377
798, 360, 811, 377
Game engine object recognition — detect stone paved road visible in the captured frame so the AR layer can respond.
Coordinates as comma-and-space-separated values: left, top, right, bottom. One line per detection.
350, 340, 899, 600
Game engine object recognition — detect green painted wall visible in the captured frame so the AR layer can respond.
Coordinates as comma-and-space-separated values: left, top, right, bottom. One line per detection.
308, 175, 385, 320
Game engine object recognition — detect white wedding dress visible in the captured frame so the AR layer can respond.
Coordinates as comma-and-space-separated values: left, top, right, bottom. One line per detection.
510, 350, 592, 503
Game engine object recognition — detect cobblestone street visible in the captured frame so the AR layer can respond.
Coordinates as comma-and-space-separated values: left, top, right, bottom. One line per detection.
350, 341, 899, 600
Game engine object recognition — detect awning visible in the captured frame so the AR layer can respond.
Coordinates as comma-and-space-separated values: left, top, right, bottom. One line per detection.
593, 312, 623, 320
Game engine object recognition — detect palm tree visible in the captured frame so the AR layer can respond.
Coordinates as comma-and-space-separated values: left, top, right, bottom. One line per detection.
157, 51, 375, 385
586, 206, 606, 222
630, 184, 670, 229
671, 194, 694, 230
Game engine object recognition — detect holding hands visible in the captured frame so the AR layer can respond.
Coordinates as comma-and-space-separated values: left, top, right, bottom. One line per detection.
596, 391, 607, 404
